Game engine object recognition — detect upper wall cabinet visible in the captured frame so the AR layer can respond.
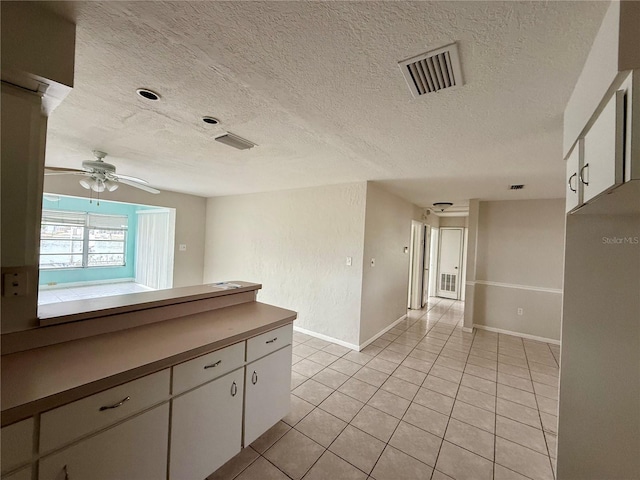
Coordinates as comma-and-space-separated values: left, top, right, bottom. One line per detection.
582, 89, 625, 203
565, 71, 638, 214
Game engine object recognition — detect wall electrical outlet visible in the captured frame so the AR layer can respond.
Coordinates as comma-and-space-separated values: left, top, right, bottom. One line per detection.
3, 272, 28, 297
517, 308, 524, 316
370, 258, 375, 267
179, 244, 187, 251
346, 256, 352, 266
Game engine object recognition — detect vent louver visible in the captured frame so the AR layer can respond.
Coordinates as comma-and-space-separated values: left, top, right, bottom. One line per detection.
214, 133, 256, 150
510, 184, 525, 190
399, 43, 463, 98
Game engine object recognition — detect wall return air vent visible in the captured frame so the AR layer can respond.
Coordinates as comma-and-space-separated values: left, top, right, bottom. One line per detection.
399, 43, 464, 98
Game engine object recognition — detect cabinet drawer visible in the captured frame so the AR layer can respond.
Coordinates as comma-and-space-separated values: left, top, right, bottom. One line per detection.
173, 342, 245, 395
40, 369, 170, 454
246, 323, 293, 363
1, 418, 33, 473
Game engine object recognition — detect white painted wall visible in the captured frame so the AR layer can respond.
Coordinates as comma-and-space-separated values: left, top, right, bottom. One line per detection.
203, 183, 367, 347
473, 199, 565, 340
359, 183, 415, 345
558, 213, 640, 479
44, 175, 207, 289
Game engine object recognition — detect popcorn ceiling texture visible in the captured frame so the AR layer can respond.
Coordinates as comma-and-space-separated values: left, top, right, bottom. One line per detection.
43, 1, 608, 205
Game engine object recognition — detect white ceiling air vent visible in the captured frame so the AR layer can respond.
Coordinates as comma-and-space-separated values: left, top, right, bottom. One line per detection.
399, 43, 463, 98
214, 133, 256, 150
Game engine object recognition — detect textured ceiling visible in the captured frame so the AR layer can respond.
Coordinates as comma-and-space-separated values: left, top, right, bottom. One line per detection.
41, 1, 608, 206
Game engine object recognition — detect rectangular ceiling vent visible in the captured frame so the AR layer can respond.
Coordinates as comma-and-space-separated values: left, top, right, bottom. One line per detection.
510, 184, 525, 190
214, 132, 256, 150
399, 42, 463, 98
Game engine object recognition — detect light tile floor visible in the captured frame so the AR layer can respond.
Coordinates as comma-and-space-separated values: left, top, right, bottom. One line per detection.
211, 298, 560, 480
38, 281, 154, 305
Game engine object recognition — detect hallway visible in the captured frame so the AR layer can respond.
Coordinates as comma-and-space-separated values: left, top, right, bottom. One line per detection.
211, 298, 560, 480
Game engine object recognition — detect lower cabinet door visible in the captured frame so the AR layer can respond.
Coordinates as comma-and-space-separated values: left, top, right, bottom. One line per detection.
39, 403, 169, 480
244, 345, 292, 446
169, 369, 244, 480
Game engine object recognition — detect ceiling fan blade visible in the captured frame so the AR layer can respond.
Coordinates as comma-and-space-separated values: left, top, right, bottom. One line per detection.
117, 178, 160, 194
111, 173, 149, 184
44, 171, 91, 177
45, 166, 86, 173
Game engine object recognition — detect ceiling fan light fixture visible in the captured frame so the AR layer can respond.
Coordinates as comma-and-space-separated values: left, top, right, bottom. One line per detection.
91, 180, 106, 193
105, 180, 119, 192
79, 178, 92, 190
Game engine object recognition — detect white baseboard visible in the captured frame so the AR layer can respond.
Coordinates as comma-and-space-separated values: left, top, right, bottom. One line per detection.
473, 324, 561, 345
39, 277, 136, 291
293, 326, 359, 351
358, 314, 408, 351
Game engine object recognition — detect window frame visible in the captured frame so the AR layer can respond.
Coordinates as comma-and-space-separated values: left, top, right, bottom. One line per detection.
40, 210, 128, 270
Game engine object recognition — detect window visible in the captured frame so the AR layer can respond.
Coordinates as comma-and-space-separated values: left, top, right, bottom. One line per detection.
40, 210, 128, 269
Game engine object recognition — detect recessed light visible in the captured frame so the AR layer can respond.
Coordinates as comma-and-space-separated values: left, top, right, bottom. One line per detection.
202, 116, 220, 125
136, 88, 161, 101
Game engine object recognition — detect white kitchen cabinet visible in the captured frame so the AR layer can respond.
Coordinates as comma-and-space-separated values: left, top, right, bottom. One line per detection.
38, 404, 169, 480
1, 418, 33, 474
244, 345, 292, 446
566, 139, 582, 213
582, 89, 626, 203
170, 369, 244, 480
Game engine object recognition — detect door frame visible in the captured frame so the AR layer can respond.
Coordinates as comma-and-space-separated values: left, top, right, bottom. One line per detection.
436, 227, 464, 300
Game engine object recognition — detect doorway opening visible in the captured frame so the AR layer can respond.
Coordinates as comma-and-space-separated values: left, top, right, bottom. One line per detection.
408, 221, 430, 310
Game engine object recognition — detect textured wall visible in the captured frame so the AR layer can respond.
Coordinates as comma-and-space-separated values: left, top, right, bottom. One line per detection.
473, 199, 565, 340
203, 183, 367, 346
44, 175, 206, 288
359, 183, 416, 344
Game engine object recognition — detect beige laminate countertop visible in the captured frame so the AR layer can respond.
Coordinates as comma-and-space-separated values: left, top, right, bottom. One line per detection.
38, 281, 260, 325
2, 301, 296, 426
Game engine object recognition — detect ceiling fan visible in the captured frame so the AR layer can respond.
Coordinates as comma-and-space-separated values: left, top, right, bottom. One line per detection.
44, 150, 160, 194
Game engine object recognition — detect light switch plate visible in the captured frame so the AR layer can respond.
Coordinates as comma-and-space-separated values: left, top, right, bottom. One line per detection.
346, 257, 352, 266
370, 258, 375, 267
179, 244, 187, 251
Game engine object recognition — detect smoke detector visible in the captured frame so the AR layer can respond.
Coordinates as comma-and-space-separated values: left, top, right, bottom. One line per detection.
399, 43, 464, 98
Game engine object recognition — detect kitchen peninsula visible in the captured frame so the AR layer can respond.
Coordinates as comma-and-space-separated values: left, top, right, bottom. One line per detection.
1, 282, 297, 480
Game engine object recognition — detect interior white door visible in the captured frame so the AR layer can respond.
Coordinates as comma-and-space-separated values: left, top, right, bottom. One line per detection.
437, 228, 463, 299
408, 221, 425, 310
422, 225, 431, 306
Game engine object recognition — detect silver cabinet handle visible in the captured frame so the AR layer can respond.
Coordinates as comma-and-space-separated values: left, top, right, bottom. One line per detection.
579, 163, 589, 186
266, 337, 278, 344
251, 371, 258, 385
99, 396, 130, 411
204, 360, 222, 370
568, 173, 577, 192
231, 381, 238, 397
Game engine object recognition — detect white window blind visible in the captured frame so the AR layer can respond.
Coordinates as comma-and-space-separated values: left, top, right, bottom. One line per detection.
41, 210, 86, 226
87, 213, 128, 230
